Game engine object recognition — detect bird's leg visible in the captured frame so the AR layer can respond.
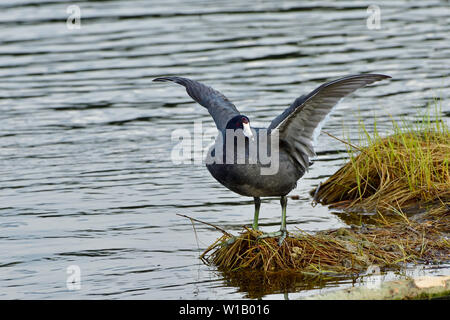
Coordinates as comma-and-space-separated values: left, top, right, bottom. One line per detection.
257, 196, 289, 245
226, 196, 261, 246
252, 197, 261, 230
278, 195, 288, 245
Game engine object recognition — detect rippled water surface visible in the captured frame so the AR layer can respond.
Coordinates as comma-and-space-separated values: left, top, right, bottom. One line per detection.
0, 0, 449, 299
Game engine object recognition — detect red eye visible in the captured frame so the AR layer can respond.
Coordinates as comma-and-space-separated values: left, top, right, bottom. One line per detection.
242, 118, 248, 124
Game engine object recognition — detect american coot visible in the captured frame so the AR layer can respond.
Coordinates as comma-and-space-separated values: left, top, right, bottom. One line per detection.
154, 74, 390, 244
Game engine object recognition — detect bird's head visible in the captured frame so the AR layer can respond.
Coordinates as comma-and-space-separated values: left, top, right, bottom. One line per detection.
225, 115, 254, 141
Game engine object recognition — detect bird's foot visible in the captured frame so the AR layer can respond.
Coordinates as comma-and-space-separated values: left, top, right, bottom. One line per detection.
257, 229, 288, 246
224, 226, 260, 246
224, 235, 239, 246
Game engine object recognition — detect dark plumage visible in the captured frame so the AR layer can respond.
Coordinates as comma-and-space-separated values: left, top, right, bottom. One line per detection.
153, 74, 390, 243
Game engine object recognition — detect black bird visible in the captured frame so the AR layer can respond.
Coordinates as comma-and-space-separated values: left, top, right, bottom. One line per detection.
154, 74, 390, 244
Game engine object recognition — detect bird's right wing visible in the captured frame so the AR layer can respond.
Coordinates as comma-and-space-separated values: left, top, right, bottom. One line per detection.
153, 76, 240, 131
268, 74, 390, 169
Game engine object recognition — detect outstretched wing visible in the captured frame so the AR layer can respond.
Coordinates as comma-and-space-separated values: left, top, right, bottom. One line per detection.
153, 76, 240, 131
269, 74, 390, 169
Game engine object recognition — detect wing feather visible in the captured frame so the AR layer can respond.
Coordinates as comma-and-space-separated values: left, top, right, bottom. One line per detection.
269, 74, 390, 169
153, 76, 240, 131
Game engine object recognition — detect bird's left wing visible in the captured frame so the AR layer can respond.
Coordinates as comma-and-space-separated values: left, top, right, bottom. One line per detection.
153, 76, 240, 131
268, 74, 390, 169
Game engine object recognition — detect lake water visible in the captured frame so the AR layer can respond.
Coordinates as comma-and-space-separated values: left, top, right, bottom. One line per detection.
0, 0, 449, 299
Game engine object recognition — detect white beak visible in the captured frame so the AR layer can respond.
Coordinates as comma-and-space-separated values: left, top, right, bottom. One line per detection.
242, 122, 254, 141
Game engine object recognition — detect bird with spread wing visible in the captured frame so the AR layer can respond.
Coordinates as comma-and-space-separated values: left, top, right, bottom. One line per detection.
154, 74, 390, 244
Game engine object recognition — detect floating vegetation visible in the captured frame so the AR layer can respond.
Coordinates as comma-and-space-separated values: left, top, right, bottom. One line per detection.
201, 219, 448, 274
198, 103, 449, 278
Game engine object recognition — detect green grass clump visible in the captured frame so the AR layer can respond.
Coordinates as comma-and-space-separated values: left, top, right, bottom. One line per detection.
313, 103, 449, 218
